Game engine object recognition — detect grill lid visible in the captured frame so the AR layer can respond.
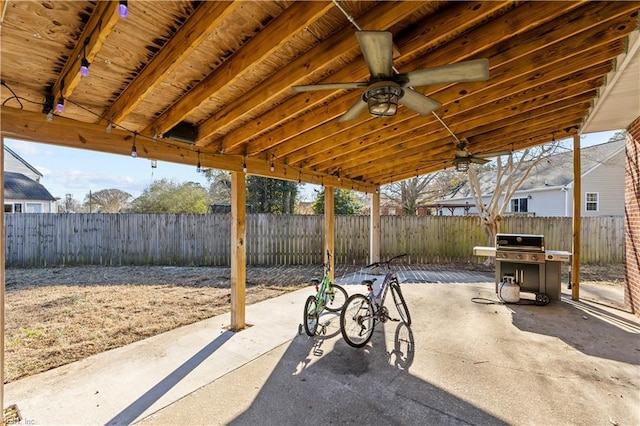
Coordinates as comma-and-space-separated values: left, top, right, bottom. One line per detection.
496, 233, 544, 252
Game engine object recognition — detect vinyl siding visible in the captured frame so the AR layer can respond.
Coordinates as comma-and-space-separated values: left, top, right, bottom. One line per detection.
527, 189, 568, 216
580, 150, 625, 216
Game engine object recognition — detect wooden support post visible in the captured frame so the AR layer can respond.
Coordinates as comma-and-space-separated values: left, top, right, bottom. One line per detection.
230, 171, 246, 330
324, 186, 335, 281
370, 189, 381, 263
572, 134, 581, 301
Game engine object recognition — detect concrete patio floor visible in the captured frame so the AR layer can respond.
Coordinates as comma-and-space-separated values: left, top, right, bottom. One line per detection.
4, 271, 639, 425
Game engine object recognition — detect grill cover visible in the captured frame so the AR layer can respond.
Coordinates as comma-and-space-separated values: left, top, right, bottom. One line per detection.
496, 233, 544, 252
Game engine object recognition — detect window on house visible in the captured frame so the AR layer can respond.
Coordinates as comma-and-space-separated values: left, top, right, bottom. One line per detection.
13, 203, 22, 213
586, 192, 599, 212
26, 203, 43, 213
510, 197, 528, 212
4, 204, 13, 213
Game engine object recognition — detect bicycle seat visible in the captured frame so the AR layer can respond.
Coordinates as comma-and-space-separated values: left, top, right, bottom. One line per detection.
309, 278, 320, 286
361, 279, 375, 286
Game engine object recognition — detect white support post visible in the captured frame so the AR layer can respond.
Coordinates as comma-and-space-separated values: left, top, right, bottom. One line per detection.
370, 189, 380, 263
572, 134, 581, 301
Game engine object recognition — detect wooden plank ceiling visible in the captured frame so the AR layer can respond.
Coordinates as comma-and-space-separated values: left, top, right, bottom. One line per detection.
1, 1, 639, 193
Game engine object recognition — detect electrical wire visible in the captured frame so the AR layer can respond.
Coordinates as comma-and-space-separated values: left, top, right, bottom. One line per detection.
1, 80, 24, 109
0, 83, 188, 154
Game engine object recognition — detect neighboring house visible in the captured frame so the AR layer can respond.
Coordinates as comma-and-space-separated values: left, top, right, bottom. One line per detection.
361, 195, 410, 216
4, 146, 57, 213
433, 137, 626, 217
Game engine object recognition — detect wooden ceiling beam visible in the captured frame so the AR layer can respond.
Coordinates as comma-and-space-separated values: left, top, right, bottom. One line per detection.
234, 2, 520, 157
290, 38, 619, 171
464, 99, 595, 143
377, 127, 579, 183
220, 0, 512, 155
100, 1, 240, 127
284, 15, 631, 170
315, 62, 610, 175
244, 2, 592, 160
369, 110, 585, 185
267, 0, 631, 164
265, 0, 624, 164
0, 106, 374, 193
198, 2, 423, 148
333, 91, 598, 178
341, 101, 594, 181
143, 1, 334, 138
51, 1, 120, 101
336, 81, 602, 178
339, 102, 591, 181
472, 112, 586, 147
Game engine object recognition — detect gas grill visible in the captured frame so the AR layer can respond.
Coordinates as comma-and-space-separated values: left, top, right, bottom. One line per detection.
474, 233, 572, 303
496, 233, 545, 264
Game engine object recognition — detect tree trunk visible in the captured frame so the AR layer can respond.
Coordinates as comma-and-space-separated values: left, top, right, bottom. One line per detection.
481, 211, 500, 266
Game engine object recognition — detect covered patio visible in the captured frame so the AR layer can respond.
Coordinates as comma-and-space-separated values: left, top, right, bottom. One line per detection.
1, 1, 639, 421
4, 273, 638, 425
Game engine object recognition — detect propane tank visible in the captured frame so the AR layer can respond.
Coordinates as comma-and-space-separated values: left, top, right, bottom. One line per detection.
499, 275, 520, 303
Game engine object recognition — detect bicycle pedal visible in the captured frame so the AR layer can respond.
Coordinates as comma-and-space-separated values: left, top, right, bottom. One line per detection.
390, 317, 400, 322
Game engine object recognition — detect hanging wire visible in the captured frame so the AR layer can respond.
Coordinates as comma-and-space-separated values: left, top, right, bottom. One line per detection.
1, 79, 24, 108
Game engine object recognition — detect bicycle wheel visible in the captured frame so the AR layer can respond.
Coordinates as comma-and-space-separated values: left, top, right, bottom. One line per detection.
390, 281, 411, 326
324, 284, 348, 312
303, 295, 319, 336
340, 294, 375, 348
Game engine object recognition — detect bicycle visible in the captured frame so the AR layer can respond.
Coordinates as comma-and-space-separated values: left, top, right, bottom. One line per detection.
302, 250, 348, 336
340, 253, 411, 348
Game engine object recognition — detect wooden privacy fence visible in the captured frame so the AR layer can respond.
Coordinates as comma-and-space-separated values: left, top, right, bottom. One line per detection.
4, 213, 624, 267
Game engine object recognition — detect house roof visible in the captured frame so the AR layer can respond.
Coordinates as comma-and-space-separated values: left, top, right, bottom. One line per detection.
1, 2, 639, 192
445, 136, 626, 199
3, 145, 43, 179
4, 172, 56, 202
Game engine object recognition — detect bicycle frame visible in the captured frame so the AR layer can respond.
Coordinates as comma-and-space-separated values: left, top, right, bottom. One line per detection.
363, 254, 405, 320
310, 250, 340, 312
312, 265, 333, 312
340, 253, 411, 346
303, 251, 348, 336
367, 272, 395, 316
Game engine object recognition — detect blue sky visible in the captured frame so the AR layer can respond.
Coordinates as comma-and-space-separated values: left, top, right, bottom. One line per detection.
4, 129, 621, 202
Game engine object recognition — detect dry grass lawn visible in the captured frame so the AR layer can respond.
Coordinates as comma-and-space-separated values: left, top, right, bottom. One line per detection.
3, 263, 626, 383
4, 265, 311, 383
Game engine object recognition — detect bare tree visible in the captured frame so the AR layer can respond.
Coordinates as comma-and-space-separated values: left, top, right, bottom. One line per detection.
84, 189, 132, 213
60, 193, 83, 213
467, 143, 558, 251
382, 176, 437, 214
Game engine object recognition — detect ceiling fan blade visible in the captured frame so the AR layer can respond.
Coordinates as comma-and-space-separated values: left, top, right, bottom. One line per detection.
338, 98, 368, 123
398, 88, 441, 115
404, 58, 490, 87
470, 157, 490, 165
356, 31, 394, 78
292, 82, 366, 92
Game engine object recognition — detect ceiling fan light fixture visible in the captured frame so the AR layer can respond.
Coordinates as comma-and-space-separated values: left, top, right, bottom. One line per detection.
454, 158, 470, 172
365, 82, 402, 117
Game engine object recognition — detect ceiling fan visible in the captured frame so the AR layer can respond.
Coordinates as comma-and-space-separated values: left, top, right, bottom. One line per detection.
291, 31, 490, 122
451, 139, 511, 172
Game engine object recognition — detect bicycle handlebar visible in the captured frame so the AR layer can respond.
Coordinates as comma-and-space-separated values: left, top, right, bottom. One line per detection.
365, 253, 407, 269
